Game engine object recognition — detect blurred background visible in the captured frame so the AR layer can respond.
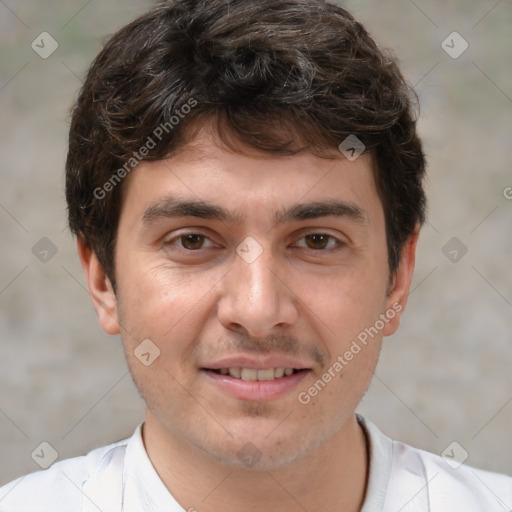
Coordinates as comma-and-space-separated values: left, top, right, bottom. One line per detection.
0, 0, 511, 485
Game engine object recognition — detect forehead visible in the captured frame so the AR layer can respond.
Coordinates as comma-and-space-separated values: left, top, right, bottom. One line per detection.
119, 124, 383, 228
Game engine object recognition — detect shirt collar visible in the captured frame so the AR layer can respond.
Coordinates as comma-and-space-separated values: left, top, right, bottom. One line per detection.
122, 423, 185, 512
357, 414, 394, 512
121, 416, 396, 512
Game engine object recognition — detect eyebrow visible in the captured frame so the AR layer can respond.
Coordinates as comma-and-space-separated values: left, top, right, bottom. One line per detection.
142, 196, 367, 226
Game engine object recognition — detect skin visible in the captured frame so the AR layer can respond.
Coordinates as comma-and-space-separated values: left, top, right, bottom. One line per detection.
78, 123, 419, 512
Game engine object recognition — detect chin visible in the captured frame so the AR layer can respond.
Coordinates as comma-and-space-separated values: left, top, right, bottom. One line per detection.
204, 441, 310, 471
196, 421, 327, 472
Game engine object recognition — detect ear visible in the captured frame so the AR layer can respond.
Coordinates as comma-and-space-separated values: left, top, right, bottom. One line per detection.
77, 237, 120, 335
382, 224, 420, 337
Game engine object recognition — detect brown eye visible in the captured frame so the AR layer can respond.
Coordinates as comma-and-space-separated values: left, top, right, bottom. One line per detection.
180, 234, 205, 250
304, 234, 332, 250
165, 231, 217, 253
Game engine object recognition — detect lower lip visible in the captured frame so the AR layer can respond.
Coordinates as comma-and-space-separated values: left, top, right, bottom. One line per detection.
203, 370, 310, 401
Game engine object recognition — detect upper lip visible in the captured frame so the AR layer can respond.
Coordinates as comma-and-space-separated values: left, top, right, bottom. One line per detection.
201, 355, 312, 371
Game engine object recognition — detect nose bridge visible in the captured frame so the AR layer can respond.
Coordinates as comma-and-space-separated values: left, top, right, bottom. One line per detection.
218, 240, 297, 335
232, 242, 280, 308
238, 248, 277, 301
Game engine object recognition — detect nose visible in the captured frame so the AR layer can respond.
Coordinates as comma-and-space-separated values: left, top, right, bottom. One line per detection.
217, 244, 299, 337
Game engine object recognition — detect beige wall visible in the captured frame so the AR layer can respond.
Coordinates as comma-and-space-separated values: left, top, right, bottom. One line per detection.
1, 0, 511, 484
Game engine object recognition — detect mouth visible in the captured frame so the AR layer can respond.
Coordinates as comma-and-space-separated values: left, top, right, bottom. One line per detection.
207, 367, 307, 381
201, 366, 311, 401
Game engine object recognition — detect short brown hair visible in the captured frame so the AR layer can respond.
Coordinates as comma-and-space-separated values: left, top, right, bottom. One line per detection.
66, 0, 427, 290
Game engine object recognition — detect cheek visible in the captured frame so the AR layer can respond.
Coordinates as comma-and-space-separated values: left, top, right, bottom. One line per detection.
296, 264, 388, 344
114, 263, 215, 415
291, 263, 386, 406
116, 259, 223, 354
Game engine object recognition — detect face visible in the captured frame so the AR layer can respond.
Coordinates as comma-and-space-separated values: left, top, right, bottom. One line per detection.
81, 124, 416, 470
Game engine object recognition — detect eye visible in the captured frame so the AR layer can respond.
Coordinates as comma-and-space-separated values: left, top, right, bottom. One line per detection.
295, 234, 342, 251
167, 233, 216, 251
164, 231, 343, 253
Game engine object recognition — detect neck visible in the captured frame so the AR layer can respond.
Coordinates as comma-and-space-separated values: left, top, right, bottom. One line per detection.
143, 412, 369, 512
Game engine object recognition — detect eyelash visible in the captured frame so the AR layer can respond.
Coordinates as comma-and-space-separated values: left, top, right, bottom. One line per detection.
164, 231, 345, 253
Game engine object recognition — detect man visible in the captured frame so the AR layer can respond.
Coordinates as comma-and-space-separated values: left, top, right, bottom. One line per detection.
1, 0, 510, 510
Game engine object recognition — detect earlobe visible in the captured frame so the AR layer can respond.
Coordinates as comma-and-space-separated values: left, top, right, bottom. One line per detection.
77, 238, 120, 335
382, 225, 421, 337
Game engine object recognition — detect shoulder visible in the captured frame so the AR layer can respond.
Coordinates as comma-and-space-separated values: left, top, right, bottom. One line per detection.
358, 415, 512, 512
0, 433, 133, 512
388, 440, 512, 511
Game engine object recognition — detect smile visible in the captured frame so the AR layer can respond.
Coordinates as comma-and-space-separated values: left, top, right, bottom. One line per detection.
203, 367, 310, 401
211, 367, 302, 381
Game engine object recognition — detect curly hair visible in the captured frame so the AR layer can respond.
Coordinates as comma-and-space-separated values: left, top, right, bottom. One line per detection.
66, 0, 427, 290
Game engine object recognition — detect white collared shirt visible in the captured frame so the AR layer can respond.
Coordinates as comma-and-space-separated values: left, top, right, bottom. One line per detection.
1, 416, 511, 511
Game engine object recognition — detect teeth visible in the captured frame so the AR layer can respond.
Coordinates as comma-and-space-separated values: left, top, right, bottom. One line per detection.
220, 368, 297, 381
241, 368, 258, 381
257, 369, 275, 381
228, 367, 241, 378
274, 367, 285, 378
